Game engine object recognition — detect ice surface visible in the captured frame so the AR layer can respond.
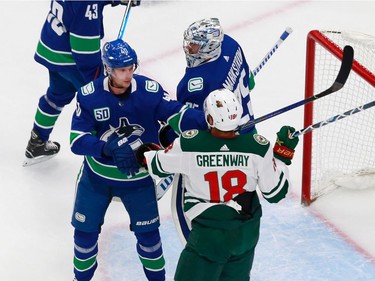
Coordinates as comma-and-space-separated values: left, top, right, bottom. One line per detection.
1, 1, 375, 280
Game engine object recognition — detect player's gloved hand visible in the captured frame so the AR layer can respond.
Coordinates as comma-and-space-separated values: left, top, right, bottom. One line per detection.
120, 0, 141, 6
103, 132, 139, 176
273, 126, 299, 165
158, 124, 178, 149
136, 143, 161, 169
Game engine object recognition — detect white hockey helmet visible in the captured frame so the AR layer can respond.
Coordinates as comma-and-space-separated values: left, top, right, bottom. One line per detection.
203, 88, 243, 131
183, 18, 224, 67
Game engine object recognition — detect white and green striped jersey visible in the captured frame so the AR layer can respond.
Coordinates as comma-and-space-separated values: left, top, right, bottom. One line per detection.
145, 129, 290, 220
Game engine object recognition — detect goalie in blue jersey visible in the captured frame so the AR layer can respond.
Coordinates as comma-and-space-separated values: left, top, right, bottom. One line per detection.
159, 17, 259, 245
23, 0, 140, 167
178, 17, 256, 133
159, 18, 256, 149
69, 39, 206, 281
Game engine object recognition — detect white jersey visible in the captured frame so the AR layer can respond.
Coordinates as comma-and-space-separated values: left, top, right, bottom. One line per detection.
145, 129, 290, 220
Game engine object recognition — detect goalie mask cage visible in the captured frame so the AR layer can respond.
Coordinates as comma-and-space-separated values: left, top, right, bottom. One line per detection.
302, 30, 375, 206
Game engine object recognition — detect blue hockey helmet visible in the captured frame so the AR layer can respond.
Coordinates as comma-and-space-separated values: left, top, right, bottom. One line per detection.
102, 39, 138, 70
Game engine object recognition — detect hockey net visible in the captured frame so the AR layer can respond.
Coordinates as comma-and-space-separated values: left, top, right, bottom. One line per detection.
302, 30, 375, 206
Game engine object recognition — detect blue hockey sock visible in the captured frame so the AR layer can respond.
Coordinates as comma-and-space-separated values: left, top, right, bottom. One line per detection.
135, 230, 166, 281
73, 229, 99, 281
33, 95, 61, 141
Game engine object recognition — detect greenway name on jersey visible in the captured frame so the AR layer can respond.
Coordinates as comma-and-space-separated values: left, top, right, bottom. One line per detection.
196, 154, 249, 167
145, 129, 290, 216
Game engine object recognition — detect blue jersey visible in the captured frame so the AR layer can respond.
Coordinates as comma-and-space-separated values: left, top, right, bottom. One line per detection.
70, 74, 206, 188
177, 34, 255, 133
34, 0, 118, 83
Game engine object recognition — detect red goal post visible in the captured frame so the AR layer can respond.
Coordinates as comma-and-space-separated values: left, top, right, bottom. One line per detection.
302, 30, 375, 206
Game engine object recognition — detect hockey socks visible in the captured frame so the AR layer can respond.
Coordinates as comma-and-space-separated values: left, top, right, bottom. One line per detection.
33, 95, 62, 142
73, 230, 99, 281
135, 230, 166, 281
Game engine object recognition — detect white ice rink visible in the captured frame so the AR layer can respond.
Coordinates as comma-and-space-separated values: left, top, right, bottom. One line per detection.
1, 1, 375, 280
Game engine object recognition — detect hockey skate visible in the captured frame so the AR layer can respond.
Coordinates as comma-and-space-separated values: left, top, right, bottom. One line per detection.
23, 129, 60, 167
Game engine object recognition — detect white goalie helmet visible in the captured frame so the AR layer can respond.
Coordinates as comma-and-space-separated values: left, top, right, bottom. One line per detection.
183, 18, 224, 67
203, 88, 243, 131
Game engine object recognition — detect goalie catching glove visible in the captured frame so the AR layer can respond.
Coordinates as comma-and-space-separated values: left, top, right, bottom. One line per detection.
103, 132, 139, 176
136, 143, 161, 169
273, 126, 299, 165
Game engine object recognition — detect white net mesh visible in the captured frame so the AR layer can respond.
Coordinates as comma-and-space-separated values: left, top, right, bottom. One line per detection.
309, 30, 375, 200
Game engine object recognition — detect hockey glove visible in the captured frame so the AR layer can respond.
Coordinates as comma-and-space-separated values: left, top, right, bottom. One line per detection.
136, 143, 161, 169
103, 132, 139, 177
120, 0, 141, 6
273, 126, 299, 165
158, 124, 179, 149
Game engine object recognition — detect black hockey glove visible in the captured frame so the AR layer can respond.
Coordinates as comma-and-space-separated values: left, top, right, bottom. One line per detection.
273, 126, 299, 165
103, 132, 139, 177
158, 124, 178, 149
136, 143, 161, 169
120, 0, 141, 6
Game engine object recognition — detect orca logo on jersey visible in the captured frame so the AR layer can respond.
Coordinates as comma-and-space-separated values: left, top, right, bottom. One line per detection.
188, 77, 203, 92
102, 117, 145, 142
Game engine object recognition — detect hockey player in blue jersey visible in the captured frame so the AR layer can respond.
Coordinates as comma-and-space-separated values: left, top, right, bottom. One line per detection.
69, 38, 206, 281
159, 18, 256, 147
160, 18, 259, 243
23, 0, 140, 167
178, 17, 256, 133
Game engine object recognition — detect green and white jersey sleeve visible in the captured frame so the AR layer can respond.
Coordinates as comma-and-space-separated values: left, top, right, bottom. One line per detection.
145, 129, 291, 205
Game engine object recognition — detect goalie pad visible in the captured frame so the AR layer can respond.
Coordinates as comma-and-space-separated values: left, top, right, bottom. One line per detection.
171, 174, 191, 245
155, 174, 174, 200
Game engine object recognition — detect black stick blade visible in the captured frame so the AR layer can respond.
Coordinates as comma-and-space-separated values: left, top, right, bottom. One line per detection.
332, 45, 354, 91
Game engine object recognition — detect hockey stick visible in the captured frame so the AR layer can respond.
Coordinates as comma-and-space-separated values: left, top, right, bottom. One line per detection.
117, 2, 132, 40
291, 100, 375, 138
253, 27, 293, 76
240, 45, 354, 131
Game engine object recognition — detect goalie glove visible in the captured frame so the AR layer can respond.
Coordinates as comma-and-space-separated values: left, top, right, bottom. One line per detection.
103, 132, 139, 177
136, 143, 161, 169
273, 126, 299, 165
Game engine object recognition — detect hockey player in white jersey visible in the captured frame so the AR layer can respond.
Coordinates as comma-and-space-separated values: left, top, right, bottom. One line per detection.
137, 88, 299, 281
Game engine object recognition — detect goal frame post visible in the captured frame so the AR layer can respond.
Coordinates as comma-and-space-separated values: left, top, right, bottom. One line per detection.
302, 30, 375, 206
